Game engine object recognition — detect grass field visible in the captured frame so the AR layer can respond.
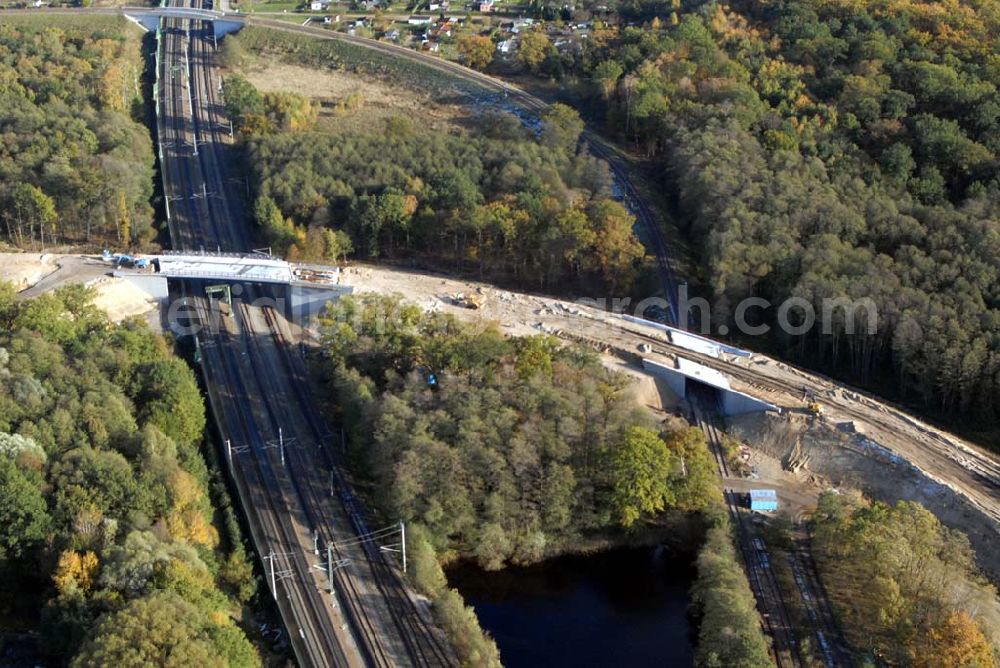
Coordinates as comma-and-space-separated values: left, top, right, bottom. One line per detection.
0, 12, 142, 32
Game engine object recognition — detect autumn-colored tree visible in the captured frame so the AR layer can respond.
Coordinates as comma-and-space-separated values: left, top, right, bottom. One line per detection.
53, 550, 100, 598
457, 35, 494, 71
263, 91, 317, 132
913, 612, 996, 668
587, 199, 644, 291
517, 29, 553, 73
165, 470, 219, 548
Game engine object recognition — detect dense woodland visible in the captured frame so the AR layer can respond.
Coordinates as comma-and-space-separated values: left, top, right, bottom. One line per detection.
0, 284, 257, 666
316, 294, 718, 566
0, 20, 155, 248
219, 66, 647, 294
521, 0, 1000, 433
228, 14, 1000, 437
813, 490, 1000, 665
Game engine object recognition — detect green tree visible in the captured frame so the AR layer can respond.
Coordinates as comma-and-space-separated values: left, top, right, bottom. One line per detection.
71, 592, 257, 668
593, 60, 624, 99
692, 524, 774, 667
221, 74, 265, 133
11, 183, 57, 247
610, 426, 674, 527
541, 103, 585, 154
0, 457, 50, 560
664, 428, 719, 512
252, 195, 299, 256
131, 359, 206, 448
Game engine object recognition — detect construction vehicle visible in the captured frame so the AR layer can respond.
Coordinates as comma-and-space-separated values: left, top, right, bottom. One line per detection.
452, 293, 482, 310
102, 250, 151, 270
807, 401, 824, 416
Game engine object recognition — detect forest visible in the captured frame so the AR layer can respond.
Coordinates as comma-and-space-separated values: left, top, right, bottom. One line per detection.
0, 20, 155, 249
812, 490, 1000, 665
517, 0, 1000, 436
0, 283, 258, 666
219, 66, 647, 294
316, 293, 719, 567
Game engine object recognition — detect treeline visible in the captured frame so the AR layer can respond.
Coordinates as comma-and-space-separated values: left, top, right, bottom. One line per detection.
317, 294, 719, 569
812, 490, 1000, 666
0, 284, 257, 666
690, 521, 774, 668
527, 3, 1000, 431
0, 21, 155, 248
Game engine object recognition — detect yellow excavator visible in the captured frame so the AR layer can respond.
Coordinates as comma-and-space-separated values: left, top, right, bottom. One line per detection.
453, 293, 482, 310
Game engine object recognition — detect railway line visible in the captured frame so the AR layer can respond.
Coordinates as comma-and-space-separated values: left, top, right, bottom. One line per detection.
691, 389, 800, 668
692, 384, 854, 668
157, 6, 456, 664
160, 11, 366, 666
248, 301, 455, 667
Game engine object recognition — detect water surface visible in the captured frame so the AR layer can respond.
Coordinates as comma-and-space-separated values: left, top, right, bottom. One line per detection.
447, 546, 695, 667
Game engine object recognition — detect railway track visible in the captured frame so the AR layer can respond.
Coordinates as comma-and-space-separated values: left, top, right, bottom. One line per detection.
194, 292, 352, 665
157, 9, 456, 664
161, 10, 369, 664
691, 393, 801, 668
242, 300, 455, 666
691, 382, 855, 668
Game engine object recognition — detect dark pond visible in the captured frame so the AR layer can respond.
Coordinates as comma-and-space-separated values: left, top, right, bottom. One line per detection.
447, 545, 696, 667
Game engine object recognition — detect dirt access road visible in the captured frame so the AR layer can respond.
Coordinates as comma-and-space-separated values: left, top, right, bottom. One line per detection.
0, 253, 160, 325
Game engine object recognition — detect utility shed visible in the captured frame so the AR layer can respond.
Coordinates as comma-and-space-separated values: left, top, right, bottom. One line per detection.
749, 489, 778, 512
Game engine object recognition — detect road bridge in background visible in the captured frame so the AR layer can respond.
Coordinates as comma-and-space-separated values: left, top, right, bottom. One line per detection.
122, 6, 244, 34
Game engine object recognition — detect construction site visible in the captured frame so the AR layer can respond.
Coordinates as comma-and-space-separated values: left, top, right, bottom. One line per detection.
2, 7, 998, 666
5, 253, 998, 584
